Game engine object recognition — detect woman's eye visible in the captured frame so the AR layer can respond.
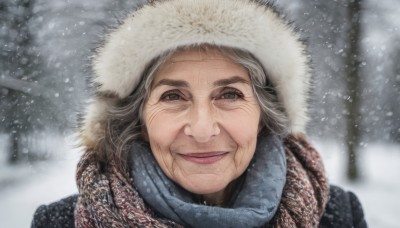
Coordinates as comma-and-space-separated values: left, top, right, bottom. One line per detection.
161, 91, 183, 101
219, 89, 243, 100
221, 92, 239, 99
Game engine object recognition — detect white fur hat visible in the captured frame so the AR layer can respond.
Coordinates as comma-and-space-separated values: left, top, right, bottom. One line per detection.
81, 0, 311, 148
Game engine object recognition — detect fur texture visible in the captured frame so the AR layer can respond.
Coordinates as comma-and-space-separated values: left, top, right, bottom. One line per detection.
81, 0, 311, 148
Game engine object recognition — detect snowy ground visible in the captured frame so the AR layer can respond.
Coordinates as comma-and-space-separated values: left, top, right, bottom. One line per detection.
313, 139, 400, 228
0, 135, 399, 227
0, 134, 81, 228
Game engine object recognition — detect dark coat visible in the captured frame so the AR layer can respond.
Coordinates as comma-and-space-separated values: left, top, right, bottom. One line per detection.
31, 185, 367, 228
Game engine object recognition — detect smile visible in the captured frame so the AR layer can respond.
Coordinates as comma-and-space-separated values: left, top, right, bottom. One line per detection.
179, 152, 228, 165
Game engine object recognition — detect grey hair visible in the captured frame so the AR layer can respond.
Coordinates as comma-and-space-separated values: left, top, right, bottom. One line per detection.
101, 45, 288, 171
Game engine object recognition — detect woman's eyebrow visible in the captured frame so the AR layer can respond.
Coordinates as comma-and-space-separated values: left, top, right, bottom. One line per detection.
213, 76, 250, 86
153, 79, 189, 89
153, 76, 249, 89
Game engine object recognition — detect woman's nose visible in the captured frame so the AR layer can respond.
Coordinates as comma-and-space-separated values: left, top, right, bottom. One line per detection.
183, 103, 220, 143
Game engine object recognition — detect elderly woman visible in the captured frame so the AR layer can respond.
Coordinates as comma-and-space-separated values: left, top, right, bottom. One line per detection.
32, 0, 367, 227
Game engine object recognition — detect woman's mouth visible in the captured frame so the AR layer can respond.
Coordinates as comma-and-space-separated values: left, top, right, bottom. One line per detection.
179, 152, 228, 164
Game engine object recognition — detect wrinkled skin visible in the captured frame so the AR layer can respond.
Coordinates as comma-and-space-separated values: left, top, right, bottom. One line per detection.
143, 48, 261, 204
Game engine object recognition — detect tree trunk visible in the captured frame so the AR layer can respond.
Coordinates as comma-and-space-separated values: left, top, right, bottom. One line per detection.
344, 0, 363, 181
8, 131, 20, 164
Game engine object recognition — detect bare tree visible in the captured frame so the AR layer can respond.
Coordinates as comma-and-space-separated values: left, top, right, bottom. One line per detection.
344, 0, 363, 180
0, 0, 144, 164
0, 0, 61, 164
389, 43, 400, 142
0, 76, 49, 97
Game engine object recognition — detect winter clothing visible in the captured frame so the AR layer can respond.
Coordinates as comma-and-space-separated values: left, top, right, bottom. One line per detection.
31, 185, 367, 228
32, 134, 367, 228
32, 0, 368, 227
72, 134, 328, 227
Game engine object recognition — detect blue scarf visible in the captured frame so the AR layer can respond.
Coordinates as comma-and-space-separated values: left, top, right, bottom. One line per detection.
129, 133, 286, 227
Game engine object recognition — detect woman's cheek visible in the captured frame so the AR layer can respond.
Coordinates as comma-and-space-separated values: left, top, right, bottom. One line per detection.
145, 104, 186, 146
218, 103, 260, 133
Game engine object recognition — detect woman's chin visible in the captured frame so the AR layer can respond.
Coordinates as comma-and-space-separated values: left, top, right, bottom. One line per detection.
179, 178, 229, 195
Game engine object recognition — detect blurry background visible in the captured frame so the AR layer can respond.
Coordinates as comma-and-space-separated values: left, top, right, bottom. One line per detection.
0, 0, 399, 227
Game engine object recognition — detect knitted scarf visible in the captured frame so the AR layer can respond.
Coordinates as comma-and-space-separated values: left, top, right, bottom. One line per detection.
75, 135, 329, 227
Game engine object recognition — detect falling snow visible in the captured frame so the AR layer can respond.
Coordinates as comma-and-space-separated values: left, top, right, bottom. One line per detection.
0, 0, 399, 227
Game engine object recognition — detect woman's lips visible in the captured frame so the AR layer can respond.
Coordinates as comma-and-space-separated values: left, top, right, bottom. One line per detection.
179, 152, 228, 164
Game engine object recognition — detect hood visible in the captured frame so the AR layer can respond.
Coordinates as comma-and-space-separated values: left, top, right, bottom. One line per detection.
80, 0, 311, 149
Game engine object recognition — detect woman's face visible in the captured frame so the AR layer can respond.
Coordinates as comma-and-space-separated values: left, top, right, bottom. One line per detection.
143, 48, 261, 197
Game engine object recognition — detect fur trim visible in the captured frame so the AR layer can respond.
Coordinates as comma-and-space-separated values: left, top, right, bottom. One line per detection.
82, 0, 311, 148
80, 96, 118, 149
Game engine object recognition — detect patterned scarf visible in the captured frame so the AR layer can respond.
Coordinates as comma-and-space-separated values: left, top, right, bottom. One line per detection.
75, 135, 329, 227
